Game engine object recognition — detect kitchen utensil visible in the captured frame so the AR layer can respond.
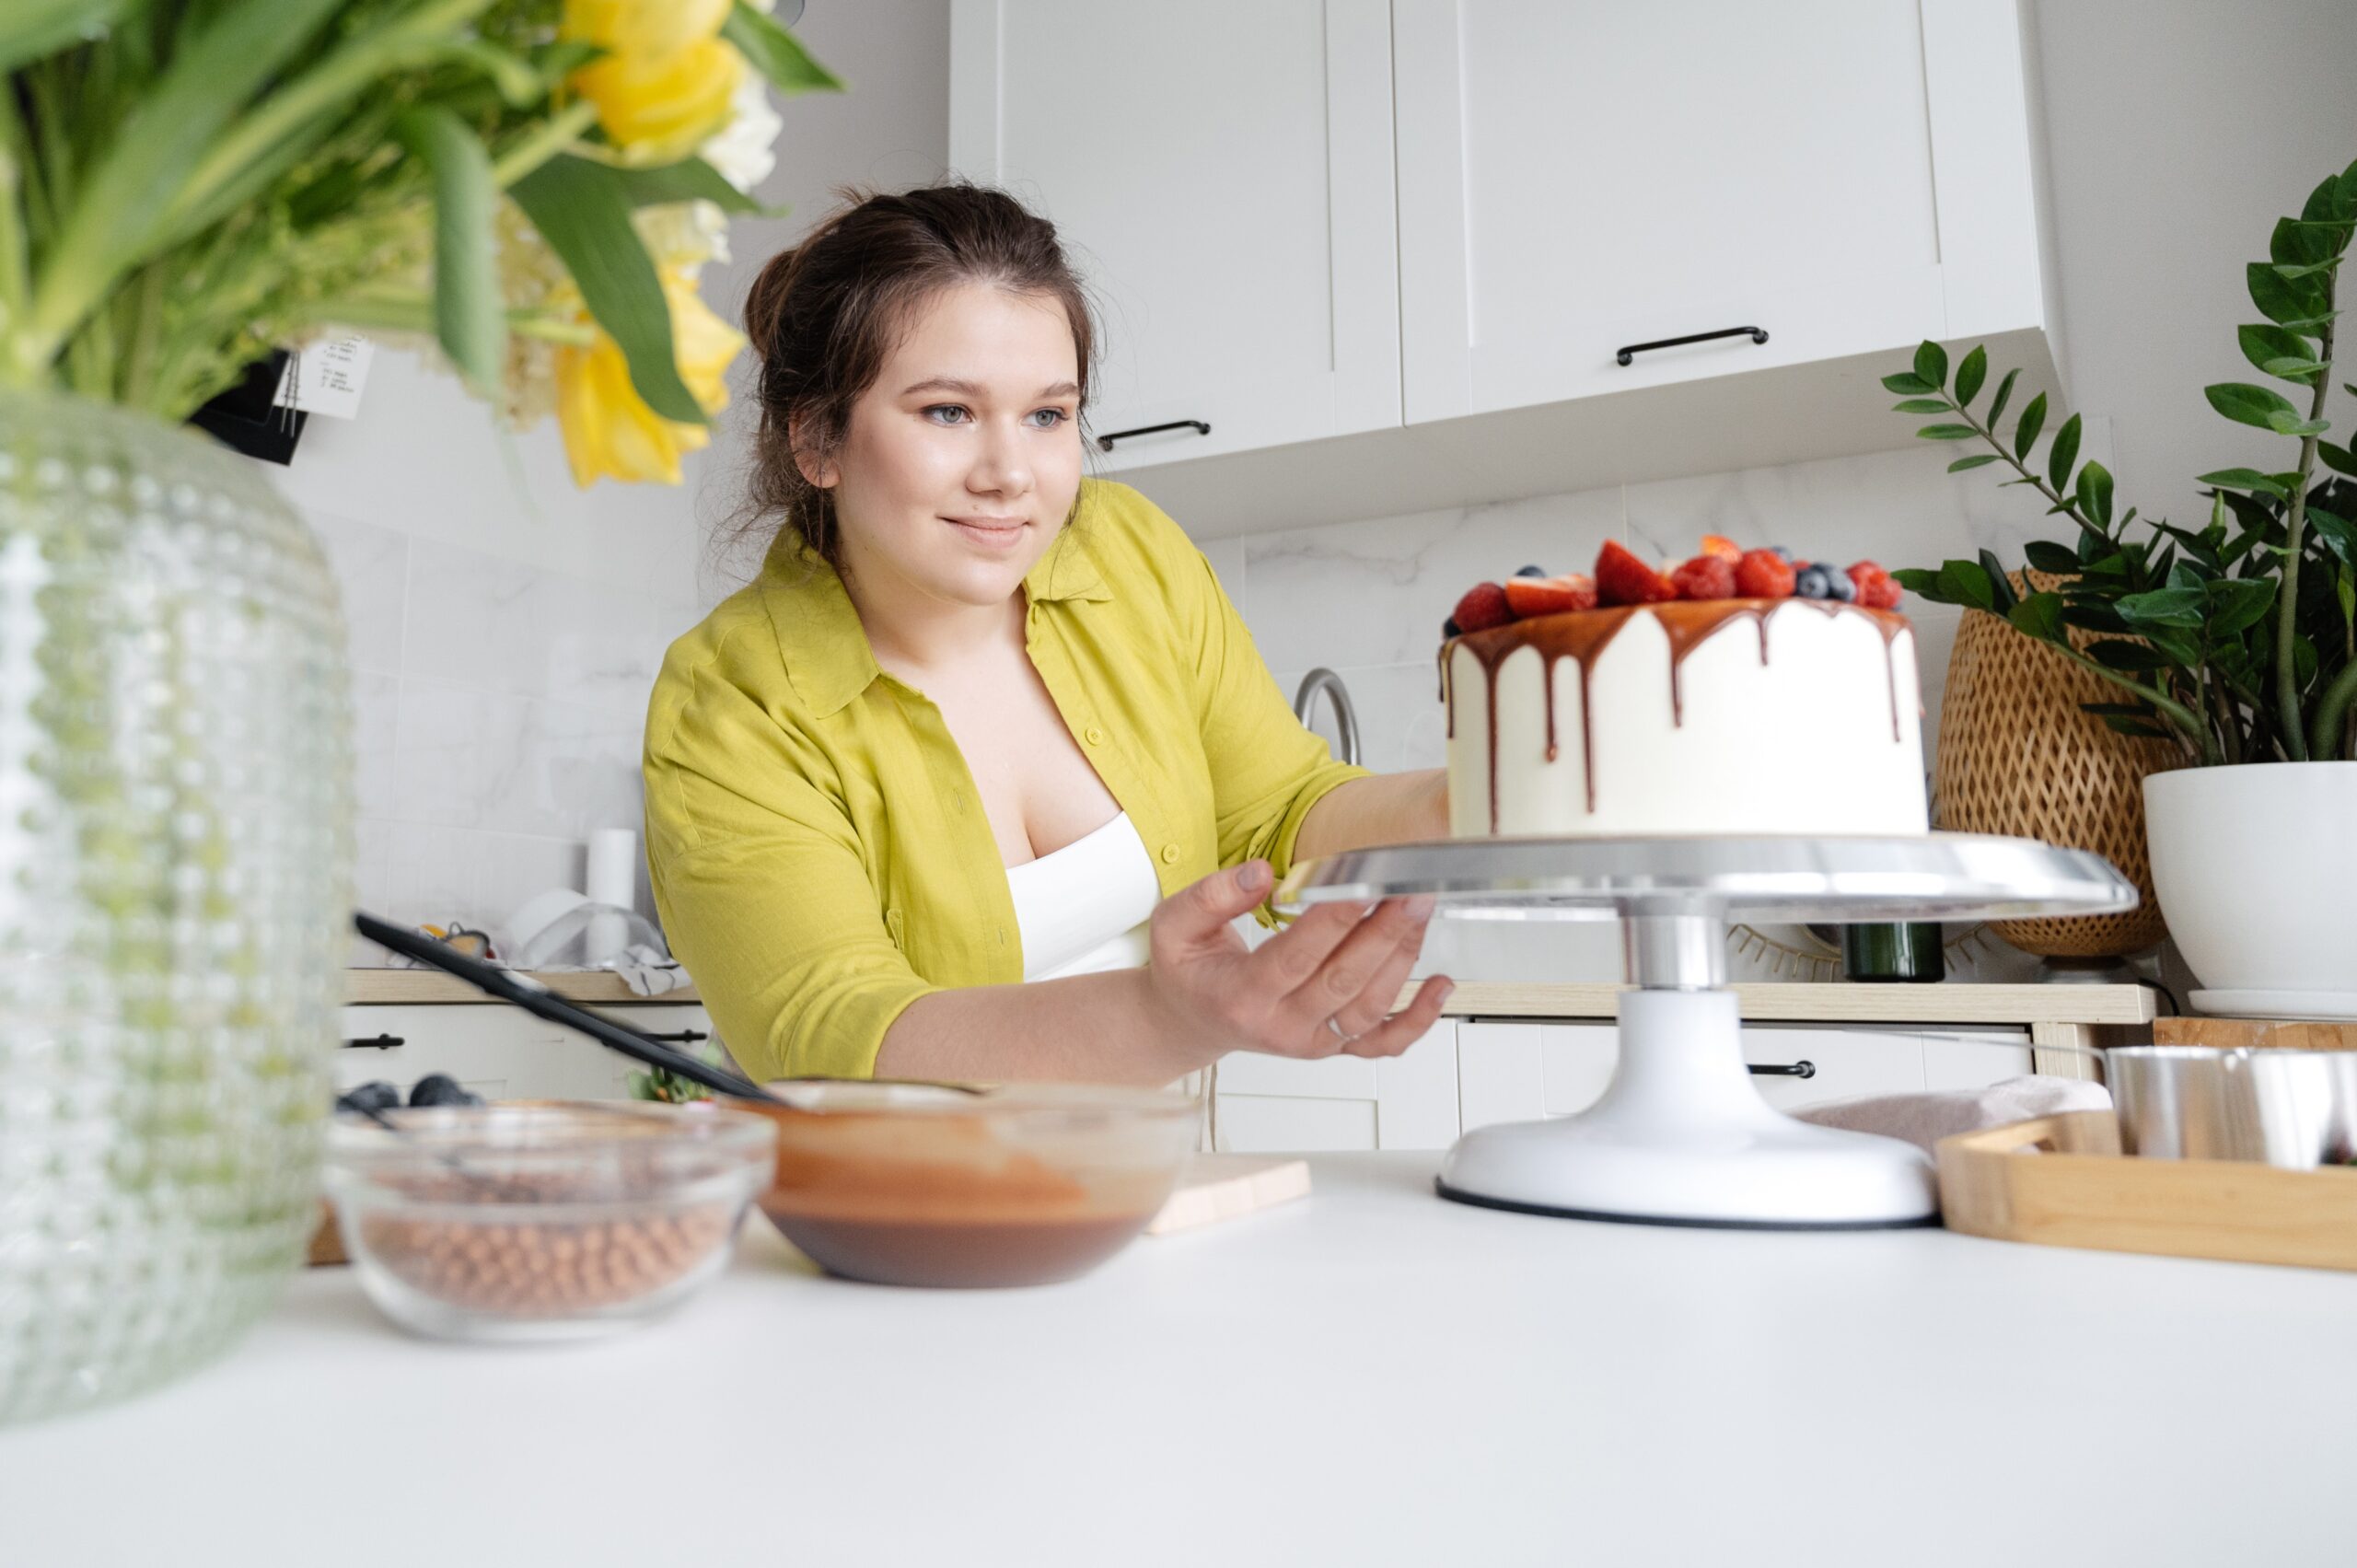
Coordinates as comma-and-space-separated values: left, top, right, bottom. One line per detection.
2107, 1046, 2239, 1160
354, 912, 780, 1103
325, 1102, 776, 1340
738, 1079, 1199, 1287
1277, 833, 2135, 1228
1145, 1154, 1311, 1235
1937, 1109, 2357, 1272
2108, 1045, 2357, 1167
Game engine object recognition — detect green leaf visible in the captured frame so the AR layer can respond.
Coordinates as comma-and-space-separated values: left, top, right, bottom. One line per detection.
2008, 591, 2066, 641
2114, 587, 2206, 629
1954, 344, 1987, 408
2270, 216, 2349, 267
394, 109, 505, 400
2014, 392, 2049, 460
2047, 413, 2083, 494
1985, 367, 2021, 432
1948, 454, 2001, 472
2082, 703, 2158, 717
1883, 372, 1937, 396
24, 0, 349, 348
2088, 640, 2173, 673
608, 157, 784, 216
1889, 567, 1945, 600
2206, 381, 2299, 431
2243, 321, 2320, 377
2340, 567, 2356, 625
1892, 398, 1950, 413
2203, 576, 2276, 637
1916, 424, 1980, 441
1914, 341, 1949, 390
2273, 261, 2339, 281
2268, 413, 2331, 437
2143, 625, 2203, 667
2095, 714, 2173, 740
1938, 560, 1997, 612
511, 156, 707, 424
2309, 506, 2357, 566
2024, 540, 2081, 575
2303, 174, 2346, 224
722, 2, 846, 93
1979, 550, 2017, 612
2199, 467, 2293, 499
2320, 441, 2357, 478
2074, 459, 2114, 527
2250, 262, 2328, 334
0, 0, 130, 74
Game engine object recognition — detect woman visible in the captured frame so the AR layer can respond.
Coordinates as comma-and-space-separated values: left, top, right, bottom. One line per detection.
644, 183, 1453, 1086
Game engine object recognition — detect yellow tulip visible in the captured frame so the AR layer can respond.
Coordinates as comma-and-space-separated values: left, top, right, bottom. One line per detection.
562, 0, 733, 61
571, 37, 744, 164
553, 271, 745, 488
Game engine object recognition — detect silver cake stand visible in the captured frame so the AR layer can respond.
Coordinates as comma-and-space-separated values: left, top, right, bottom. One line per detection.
1272, 835, 2137, 1229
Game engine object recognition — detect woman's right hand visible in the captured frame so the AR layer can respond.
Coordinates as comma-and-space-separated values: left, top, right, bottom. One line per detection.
1142, 859, 1454, 1068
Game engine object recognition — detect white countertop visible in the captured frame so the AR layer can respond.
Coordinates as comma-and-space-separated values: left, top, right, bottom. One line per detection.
7, 1154, 2349, 1567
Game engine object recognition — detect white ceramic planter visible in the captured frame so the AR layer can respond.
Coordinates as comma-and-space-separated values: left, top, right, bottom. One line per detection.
2144, 762, 2357, 1016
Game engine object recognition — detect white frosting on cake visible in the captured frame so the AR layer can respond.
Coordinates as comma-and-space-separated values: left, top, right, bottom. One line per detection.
1445, 600, 1929, 838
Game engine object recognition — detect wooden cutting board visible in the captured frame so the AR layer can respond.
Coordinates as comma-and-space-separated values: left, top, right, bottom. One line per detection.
2154, 1017, 2357, 1051
1146, 1154, 1313, 1236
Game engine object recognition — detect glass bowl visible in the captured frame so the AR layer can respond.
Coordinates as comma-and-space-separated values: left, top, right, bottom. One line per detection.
323, 1103, 777, 1342
740, 1081, 1201, 1287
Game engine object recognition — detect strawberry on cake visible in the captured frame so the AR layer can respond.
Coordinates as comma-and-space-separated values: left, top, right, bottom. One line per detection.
1440, 538, 1926, 839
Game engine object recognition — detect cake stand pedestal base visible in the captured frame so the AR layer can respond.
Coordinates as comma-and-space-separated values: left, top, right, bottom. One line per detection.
1435, 990, 1937, 1228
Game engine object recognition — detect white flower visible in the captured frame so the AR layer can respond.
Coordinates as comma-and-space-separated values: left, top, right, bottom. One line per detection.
700, 69, 782, 194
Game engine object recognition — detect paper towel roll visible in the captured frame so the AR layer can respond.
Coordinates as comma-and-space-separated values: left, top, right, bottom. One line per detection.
584, 828, 637, 966
585, 828, 638, 911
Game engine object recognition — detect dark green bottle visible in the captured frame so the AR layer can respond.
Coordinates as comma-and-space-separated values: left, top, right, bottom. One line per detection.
1840, 923, 1945, 982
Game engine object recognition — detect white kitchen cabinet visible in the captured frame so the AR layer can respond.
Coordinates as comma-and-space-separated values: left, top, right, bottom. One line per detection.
1459, 1016, 2040, 1128
1211, 1019, 1459, 1153
334, 1002, 716, 1104
947, 0, 1401, 472
1393, 0, 2052, 422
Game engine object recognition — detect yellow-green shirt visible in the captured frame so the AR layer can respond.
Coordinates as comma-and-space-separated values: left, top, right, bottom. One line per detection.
642, 480, 1371, 1081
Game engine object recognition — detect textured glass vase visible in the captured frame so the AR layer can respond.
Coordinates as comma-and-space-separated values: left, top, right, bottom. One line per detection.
0, 388, 352, 1424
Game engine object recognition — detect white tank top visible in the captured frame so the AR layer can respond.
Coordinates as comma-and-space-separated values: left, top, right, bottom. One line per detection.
1004, 811, 1161, 981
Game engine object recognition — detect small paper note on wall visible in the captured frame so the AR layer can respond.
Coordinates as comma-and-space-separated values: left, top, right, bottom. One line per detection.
273, 336, 376, 421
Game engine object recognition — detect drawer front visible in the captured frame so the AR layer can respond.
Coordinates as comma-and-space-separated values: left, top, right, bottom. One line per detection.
336, 1003, 716, 1104
1215, 1095, 1378, 1154
1528, 1023, 1933, 1117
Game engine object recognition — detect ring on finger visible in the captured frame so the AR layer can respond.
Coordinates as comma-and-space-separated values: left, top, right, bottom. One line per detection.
1325, 1015, 1354, 1043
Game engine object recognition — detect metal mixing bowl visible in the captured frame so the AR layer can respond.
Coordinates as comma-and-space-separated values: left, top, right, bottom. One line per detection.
2108, 1045, 2357, 1167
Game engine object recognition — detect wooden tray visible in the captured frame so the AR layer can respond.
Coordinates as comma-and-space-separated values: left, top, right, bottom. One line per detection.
1936, 1110, 2357, 1272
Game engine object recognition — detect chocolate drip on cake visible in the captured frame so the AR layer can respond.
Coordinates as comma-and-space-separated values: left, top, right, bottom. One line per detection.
1442, 600, 1910, 830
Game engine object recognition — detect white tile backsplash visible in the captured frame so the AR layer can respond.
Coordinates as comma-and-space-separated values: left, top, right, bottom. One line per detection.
286, 347, 702, 953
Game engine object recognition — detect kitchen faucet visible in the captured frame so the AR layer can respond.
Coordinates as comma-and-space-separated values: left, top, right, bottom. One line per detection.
1291, 668, 1360, 767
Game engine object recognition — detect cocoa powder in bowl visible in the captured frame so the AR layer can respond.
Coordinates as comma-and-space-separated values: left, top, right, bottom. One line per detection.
744, 1082, 1199, 1288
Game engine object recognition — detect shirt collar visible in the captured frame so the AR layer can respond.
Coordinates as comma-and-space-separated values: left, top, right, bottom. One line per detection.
762, 508, 1111, 720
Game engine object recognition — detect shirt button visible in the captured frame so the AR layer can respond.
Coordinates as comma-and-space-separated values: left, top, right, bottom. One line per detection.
1084, 725, 1107, 747
1160, 843, 1180, 865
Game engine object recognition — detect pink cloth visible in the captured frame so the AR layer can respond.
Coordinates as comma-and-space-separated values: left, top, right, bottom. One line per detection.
1790, 1074, 2111, 1155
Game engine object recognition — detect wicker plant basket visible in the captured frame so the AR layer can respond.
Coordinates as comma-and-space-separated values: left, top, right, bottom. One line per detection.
1930, 572, 2184, 957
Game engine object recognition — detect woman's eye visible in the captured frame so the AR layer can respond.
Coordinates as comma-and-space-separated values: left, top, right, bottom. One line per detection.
923, 404, 970, 425
1027, 408, 1071, 428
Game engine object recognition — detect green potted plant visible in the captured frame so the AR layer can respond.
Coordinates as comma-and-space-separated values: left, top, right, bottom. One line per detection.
0, 0, 834, 1425
1891, 157, 2356, 1015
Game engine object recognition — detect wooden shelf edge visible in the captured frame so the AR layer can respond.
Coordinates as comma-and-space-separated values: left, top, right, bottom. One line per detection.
346, 970, 702, 1005
1421, 981, 2156, 1027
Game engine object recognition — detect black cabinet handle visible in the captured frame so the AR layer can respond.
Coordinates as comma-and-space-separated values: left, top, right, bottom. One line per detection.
343, 1034, 405, 1051
1096, 418, 1210, 453
1747, 1059, 1816, 1079
639, 1028, 709, 1045
1616, 325, 1769, 366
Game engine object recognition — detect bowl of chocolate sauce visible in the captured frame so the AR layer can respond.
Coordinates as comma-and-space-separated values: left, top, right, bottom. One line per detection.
741, 1081, 1199, 1287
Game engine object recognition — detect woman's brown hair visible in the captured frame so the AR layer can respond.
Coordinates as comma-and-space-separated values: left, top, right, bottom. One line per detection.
738, 181, 1098, 569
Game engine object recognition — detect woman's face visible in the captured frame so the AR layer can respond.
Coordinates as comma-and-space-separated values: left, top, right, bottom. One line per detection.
805, 281, 1085, 613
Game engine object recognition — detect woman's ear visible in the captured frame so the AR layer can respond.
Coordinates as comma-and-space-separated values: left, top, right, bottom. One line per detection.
786, 412, 837, 490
